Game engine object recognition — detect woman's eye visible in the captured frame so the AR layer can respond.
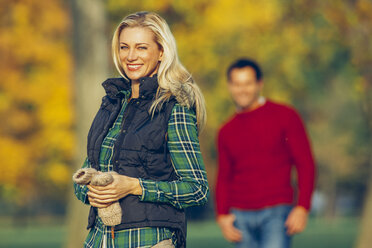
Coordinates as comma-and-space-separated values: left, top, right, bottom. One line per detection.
120, 46, 128, 50
138, 47, 147, 50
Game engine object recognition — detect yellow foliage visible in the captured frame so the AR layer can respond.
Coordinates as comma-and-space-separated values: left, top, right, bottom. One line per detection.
358, 0, 372, 15
0, 0, 74, 198
0, 138, 32, 186
353, 77, 367, 95
45, 162, 72, 187
107, 0, 173, 16
312, 121, 355, 177
203, 0, 281, 32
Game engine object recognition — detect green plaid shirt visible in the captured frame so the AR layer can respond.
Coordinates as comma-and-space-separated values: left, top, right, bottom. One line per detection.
74, 92, 209, 248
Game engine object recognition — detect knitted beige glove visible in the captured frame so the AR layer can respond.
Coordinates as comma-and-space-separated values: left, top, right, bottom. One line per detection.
73, 168, 122, 226
72, 168, 98, 185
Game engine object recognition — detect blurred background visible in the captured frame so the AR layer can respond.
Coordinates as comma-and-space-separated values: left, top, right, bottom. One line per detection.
1, 0, 371, 247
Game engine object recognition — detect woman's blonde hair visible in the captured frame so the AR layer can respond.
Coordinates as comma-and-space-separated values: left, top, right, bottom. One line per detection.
112, 11, 206, 132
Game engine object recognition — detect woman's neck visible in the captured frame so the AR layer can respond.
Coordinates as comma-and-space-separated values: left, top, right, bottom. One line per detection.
131, 81, 140, 99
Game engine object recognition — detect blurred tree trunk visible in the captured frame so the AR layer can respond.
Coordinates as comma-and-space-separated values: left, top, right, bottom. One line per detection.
357, 167, 372, 248
65, 0, 108, 247
349, 2, 372, 247
323, 169, 337, 218
355, 75, 372, 248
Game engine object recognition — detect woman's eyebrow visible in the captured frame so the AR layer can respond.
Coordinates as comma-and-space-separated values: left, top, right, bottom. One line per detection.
119, 42, 150, 45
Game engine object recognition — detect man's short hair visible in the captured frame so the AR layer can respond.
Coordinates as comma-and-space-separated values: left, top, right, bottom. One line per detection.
227, 58, 263, 81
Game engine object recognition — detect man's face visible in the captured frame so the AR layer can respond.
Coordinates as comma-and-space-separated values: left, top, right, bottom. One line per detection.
228, 67, 263, 111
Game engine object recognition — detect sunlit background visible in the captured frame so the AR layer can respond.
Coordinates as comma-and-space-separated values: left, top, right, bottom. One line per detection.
1, 0, 372, 247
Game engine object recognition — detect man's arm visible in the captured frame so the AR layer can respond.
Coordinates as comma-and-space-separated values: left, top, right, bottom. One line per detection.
215, 126, 242, 242
285, 109, 316, 234
215, 128, 233, 215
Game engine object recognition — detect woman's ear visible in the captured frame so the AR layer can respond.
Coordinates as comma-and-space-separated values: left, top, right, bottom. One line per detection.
159, 47, 164, 61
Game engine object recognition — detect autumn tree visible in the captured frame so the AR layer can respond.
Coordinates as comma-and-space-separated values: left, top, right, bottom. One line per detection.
0, 0, 73, 217
65, 0, 108, 247
320, 1, 372, 247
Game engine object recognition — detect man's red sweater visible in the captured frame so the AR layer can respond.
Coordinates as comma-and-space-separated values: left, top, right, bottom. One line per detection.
216, 100, 315, 215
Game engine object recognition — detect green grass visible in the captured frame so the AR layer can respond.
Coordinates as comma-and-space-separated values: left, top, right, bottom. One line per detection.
0, 217, 359, 248
292, 218, 359, 248
0, 225, 66, 248
187, 217, 359, 248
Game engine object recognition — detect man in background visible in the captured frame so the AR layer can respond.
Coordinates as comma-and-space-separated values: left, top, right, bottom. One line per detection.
215, 58, 316, 248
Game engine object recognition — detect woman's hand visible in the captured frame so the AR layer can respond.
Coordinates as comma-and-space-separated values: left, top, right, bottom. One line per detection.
87, 174, 143, 208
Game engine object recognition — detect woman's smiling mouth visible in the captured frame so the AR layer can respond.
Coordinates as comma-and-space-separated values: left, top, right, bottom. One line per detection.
127, 64, 142, 71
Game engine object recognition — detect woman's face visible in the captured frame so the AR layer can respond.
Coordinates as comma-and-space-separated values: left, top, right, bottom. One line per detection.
119, 27, 163, 82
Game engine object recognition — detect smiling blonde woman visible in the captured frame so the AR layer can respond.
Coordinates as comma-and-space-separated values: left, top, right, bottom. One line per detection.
73, 12, 209, 248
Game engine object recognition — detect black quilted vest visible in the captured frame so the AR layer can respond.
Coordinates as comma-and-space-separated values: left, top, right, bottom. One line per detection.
86, 76, 186, 247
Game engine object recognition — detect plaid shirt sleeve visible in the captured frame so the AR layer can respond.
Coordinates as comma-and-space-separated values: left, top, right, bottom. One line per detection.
139, 104, 209, 209
73, 157, 90, 205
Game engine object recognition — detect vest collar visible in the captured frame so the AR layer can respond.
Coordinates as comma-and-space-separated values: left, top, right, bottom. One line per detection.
102, 75, 159, 100
102, 77, 130, 99
138, 74, 158, 100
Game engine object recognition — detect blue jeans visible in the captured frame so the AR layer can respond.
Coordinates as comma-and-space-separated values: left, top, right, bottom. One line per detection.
231, 205, 292, 248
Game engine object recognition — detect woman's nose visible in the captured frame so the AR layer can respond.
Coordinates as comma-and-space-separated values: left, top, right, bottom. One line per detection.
127, 49, 138, 61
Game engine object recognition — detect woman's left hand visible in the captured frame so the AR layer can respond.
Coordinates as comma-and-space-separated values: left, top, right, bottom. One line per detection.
87, 174, 143, 208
